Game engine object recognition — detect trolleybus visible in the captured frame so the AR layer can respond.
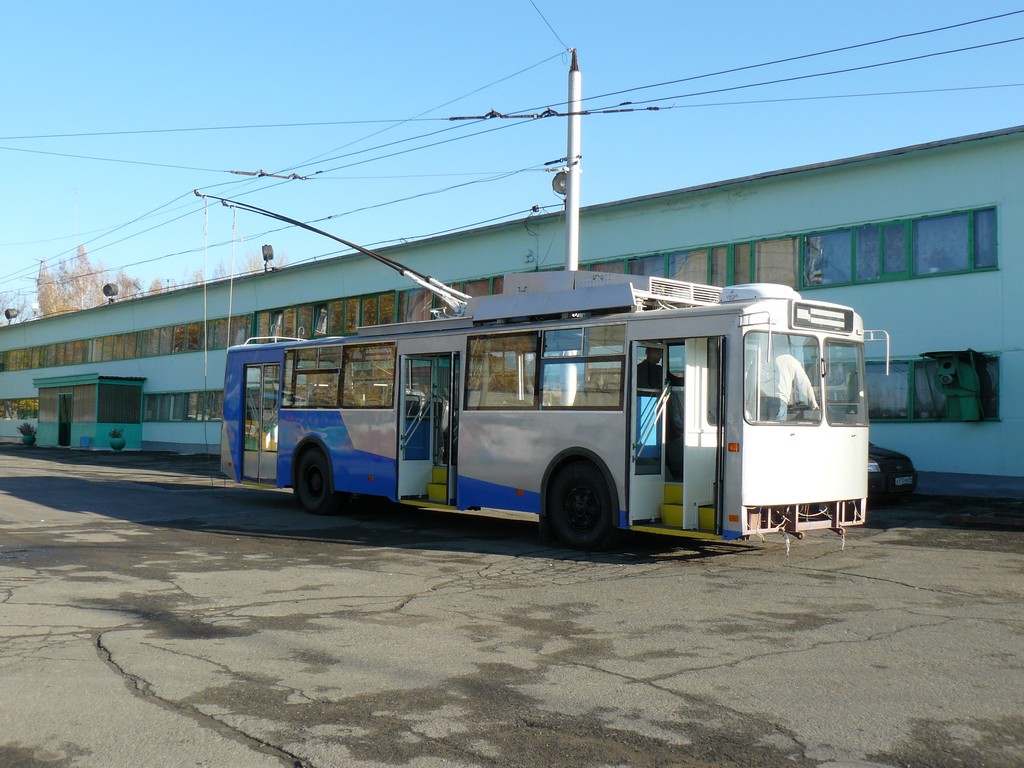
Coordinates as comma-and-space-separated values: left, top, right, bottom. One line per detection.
221, 270, 872, 549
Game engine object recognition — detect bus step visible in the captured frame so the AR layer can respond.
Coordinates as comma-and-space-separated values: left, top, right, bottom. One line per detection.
660, 503, 683, 527
698, 505, 715, 531
428, 483, 448, 503
663, 482, 683, 504
432, 467, 448, 484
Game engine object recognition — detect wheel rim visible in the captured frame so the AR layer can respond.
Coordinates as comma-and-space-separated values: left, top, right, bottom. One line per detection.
306, 466, 324, 499
564, 485, 600, 532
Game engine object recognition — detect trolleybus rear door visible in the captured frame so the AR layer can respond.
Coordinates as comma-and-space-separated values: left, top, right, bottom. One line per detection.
242, 363, 279, 484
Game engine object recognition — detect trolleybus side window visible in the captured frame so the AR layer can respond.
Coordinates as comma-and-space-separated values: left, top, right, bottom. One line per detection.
340, 342, 396, 408
282, 345, 342, 408
744, 332, 822, 424
466, 332, 539, 409
824, 340, 868, 426
540, 324, 625, 410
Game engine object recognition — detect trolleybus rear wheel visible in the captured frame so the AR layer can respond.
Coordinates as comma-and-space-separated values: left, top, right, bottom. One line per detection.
295, 449, 344, 515
548, 460, 618, 550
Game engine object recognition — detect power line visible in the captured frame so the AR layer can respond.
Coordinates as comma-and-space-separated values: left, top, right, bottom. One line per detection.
579, 9, 1024, 108
0, 54, 564, 293
0, 144, 228, 173
449, 34, 1024, 120
5, 12, 1021, 298
282, 52, 565, 173
604, 35, 1024, 111
605, 83, 1024, 113
528, 0, 569, 51
0, 164, 551, 301
0, 52, 564, 146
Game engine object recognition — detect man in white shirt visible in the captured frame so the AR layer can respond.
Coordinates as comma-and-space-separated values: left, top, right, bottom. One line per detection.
766, 352, 819, 420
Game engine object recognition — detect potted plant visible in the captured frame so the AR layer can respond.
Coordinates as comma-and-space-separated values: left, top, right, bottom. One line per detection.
108, 427, 126, 452
17, 422, 36, 446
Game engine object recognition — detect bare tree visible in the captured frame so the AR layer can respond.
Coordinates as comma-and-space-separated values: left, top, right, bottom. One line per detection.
112, 269, 143, 300
36, 246, 145, 316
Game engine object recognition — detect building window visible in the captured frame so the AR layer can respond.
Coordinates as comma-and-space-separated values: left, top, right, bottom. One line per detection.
804, 230, 853, 286
974, 208, 997, 268
185, 322, 201, 352
98, 383, 141, 424
312, 304, 329, 336
401, 288, 434, 323
588, 260, 626, 274
328, 300, 347, 335
296, 305, 313, 339
913, 213, 969, 275
867, 353, 998, 422
461, 278, 492, 297
710, 246, 728, 286
756, 238, 797, 285
802, 207, 996, 288
733, 243, 752, 285
669, 249, 708, 283
144, 390, 224, 422
866, 361, 910, 420
0, 398, 39, 419
269, 310, 284, 337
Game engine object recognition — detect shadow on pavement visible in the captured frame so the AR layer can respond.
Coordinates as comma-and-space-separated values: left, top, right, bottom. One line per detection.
0, 445, 751, 564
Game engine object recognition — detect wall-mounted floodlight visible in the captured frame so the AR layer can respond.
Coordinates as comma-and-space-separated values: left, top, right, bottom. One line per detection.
4, 308, 18, 324
262, 244, 274, 272
551, 171, 567, 197
102, 283, 118, 303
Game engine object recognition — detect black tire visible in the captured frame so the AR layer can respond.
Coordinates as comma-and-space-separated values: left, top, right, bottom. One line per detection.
294, 449, 344, 515
547, 460, 619, 550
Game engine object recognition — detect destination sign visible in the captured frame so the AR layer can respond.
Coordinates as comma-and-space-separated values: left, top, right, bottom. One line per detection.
792, 302, 853, 332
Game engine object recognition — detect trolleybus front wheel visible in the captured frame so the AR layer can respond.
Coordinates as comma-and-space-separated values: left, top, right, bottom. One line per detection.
295, 449, 345, 515
548, 460, 619, 551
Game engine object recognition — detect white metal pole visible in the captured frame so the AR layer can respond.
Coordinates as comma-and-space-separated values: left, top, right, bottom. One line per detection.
565, 49, 581, 272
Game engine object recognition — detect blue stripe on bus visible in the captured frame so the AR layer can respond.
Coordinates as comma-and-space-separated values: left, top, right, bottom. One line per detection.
278, 413, 398, 498
457, 475, 541, 515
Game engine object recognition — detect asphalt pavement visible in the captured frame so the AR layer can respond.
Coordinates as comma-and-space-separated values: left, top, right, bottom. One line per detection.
1, 445, 1022, 768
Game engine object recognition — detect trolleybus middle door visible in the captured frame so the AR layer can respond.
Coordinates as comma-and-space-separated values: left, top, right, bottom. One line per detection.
397, 353, 457, 504
629, 341, 667, 523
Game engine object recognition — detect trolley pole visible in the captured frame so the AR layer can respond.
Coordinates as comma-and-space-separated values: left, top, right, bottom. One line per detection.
565, 49, 581, 272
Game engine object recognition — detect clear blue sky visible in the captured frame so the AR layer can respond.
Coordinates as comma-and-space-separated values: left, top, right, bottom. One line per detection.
2, 1, 1022, 311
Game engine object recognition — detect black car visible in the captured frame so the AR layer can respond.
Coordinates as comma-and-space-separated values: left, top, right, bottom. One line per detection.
868, 443, 918, 497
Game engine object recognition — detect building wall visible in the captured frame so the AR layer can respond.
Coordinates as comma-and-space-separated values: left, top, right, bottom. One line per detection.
1, 128, 1020, 482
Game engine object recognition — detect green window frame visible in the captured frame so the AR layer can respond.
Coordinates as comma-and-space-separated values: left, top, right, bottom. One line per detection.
144, 390, 224, 422
866, 354, 998, 422
802, 207, 996, 289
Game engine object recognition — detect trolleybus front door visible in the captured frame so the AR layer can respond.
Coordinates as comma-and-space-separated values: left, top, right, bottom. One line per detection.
398, 353, 459, 504
242, 363, 279, 484
629, 338, 725, 533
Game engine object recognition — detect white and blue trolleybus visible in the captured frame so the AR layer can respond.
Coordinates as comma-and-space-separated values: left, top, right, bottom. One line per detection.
221, 269, 871, 550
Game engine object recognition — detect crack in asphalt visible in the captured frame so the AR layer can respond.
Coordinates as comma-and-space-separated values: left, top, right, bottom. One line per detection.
94, 629, 313, 768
